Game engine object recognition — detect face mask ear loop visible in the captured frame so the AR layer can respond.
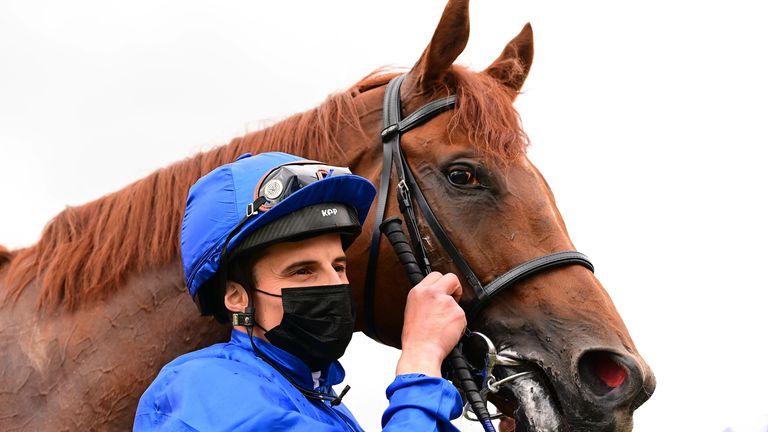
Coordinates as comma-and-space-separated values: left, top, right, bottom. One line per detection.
253, 288, 282, 298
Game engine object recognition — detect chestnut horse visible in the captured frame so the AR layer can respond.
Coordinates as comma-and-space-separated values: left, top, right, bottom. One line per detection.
0, 1, 654, 430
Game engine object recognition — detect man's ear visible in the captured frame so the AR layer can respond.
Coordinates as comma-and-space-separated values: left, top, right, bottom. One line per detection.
224, 281, 249, 313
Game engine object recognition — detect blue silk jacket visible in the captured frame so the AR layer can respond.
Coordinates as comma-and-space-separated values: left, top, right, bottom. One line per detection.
134, 330, 462, 431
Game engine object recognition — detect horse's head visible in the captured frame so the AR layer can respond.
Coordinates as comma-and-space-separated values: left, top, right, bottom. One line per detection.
345, 1, 655, 430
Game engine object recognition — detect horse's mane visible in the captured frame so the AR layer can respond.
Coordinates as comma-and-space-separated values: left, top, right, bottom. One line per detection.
1, 66, 527, 311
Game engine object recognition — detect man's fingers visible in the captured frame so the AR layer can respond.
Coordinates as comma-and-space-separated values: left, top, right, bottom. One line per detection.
415, 272, 463, 302
436, 273, 463, 301
449, 283, 463, 303
420, 271, 443, 285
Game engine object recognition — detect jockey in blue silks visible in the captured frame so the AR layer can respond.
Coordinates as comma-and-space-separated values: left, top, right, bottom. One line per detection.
134, 152, 466, 431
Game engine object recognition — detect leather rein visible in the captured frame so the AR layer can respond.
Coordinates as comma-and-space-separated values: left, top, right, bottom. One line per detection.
363, 74, 595, 341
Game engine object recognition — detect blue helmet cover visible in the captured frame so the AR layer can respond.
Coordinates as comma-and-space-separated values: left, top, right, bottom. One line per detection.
180, 152, 376, 299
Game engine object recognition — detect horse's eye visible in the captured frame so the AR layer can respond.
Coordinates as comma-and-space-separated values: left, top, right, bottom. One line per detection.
447, 166, 480, 187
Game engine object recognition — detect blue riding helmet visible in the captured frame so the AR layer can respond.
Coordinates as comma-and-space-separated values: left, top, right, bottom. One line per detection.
180, 152, 376, 310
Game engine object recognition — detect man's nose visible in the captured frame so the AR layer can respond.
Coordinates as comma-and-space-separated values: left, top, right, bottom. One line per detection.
321, 266, 345, 285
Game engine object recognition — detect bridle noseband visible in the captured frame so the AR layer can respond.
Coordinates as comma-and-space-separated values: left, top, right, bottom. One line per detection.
363, 74, 595, 340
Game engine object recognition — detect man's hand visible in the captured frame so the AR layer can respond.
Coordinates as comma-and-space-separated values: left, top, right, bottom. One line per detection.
396, 272, 466, 377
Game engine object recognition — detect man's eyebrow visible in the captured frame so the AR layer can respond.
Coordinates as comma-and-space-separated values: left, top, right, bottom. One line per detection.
281, 256, 346, 272
282, 260, 318, 272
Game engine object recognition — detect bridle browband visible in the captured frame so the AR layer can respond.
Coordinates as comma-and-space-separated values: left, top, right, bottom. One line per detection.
364, 74, 595, 340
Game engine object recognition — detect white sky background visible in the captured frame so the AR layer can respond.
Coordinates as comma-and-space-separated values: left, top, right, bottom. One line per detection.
1, 1, 767, 431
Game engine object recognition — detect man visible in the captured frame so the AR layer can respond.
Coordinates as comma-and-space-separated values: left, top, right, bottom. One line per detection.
134, 152, 467, 431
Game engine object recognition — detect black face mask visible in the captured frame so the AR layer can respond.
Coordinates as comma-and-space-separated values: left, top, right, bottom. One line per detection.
259, 284, 356, 371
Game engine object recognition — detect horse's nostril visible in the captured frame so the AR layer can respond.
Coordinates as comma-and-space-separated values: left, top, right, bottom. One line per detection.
578, 351, 629, 397
594, 354, 627, 388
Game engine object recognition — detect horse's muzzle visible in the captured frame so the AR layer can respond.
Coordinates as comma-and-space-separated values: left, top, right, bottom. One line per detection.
489, 348, 656, 432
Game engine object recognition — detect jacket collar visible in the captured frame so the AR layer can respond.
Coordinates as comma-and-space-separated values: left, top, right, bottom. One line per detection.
229, 329, 346, 391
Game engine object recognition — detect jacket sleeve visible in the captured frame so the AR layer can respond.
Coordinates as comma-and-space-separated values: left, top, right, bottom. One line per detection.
381, 374, 463, 432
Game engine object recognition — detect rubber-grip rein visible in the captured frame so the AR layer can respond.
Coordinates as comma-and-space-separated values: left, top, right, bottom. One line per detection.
379, 217, 496, 432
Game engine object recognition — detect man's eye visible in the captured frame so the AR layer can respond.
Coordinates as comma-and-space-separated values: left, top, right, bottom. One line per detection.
334, 265, 346, 273
294, 268, 311, 275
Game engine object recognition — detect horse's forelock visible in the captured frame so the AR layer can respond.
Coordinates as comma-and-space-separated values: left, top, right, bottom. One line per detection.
354, 67, 529, 165
447, 66, 530, 165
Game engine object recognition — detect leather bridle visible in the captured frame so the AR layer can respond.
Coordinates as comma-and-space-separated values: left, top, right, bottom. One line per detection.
363, 74, 595, 341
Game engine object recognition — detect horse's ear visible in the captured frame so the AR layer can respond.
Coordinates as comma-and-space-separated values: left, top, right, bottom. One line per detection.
484, 23, 534, 92
406, 0, 470, 94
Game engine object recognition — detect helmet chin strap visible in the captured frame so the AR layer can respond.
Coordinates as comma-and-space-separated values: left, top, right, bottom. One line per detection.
231, 286, 351, 407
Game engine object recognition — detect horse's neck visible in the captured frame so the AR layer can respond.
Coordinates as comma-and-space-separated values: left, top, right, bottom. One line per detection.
0, 262, 229, 430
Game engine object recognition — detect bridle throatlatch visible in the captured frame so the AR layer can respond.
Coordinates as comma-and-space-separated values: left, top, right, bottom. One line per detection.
365, 75, 595, 431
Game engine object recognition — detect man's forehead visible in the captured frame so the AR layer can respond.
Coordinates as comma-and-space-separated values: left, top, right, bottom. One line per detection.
255, 233, 345, 265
